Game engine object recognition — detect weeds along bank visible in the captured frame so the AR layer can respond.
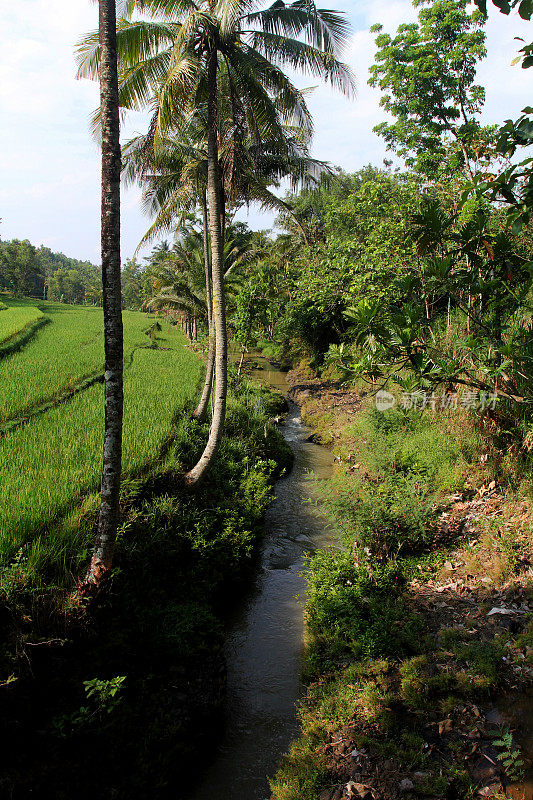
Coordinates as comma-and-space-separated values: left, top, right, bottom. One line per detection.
271, 371, 533, 800
0, 296, 292, 798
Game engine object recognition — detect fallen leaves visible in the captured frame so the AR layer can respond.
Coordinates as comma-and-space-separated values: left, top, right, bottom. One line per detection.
438, 718, 453, 736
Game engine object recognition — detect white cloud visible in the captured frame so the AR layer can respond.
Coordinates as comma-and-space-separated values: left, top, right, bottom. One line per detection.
1, 1, 532, 259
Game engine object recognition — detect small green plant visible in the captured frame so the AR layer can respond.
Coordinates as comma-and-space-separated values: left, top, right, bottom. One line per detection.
491, 726, 525, 781
0, 547, 28, 603
84, 676, 127, 712
145, 320, 162, 345
52, 676, 126, 737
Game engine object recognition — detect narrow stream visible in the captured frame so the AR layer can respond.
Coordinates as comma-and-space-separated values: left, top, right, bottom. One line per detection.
189, 356, 533, 800
190, 357, 335, 800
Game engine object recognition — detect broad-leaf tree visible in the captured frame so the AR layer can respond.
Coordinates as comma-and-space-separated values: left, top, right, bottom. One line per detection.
369, 0, 488, 180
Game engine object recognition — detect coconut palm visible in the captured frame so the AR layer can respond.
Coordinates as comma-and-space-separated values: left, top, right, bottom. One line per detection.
84, 0, 124, 589
124, 115, 331, 417
148, 223, 259, 321
147, 230, 208, 327
122, 123, 217, 420
77, 0, 355, 485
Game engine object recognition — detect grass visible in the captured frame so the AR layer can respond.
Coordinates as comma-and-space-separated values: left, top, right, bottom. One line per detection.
0, 300, 44, 348
0, 371, 294, 799
0, 312, 204, 579
270, 398, 525, 800
313, 407, 484, 562
0, 298, 157, 424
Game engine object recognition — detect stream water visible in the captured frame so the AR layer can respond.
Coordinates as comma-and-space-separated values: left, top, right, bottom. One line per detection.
190, 356, 335, 800
189, 356, 533, 800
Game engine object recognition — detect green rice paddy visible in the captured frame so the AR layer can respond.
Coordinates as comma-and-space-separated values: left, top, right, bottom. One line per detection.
0, 302, 43, 346
0, 301, 170, 423
0, 297, 203, 575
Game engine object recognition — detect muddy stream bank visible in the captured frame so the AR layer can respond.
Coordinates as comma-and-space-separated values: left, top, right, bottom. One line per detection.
190, 356, 335, 800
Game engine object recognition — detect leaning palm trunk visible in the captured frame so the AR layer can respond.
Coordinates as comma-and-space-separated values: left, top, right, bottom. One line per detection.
192, 191, 215, 422
186, 51, 226, 486
237, 317, 253, 377
237, 345, 246, 376
85, 0, 123, 587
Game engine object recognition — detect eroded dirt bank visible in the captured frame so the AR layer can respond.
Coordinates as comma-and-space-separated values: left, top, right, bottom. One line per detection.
271, 368, 533, 800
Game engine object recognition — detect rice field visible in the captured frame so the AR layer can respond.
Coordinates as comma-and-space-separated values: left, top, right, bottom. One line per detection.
0, 302, 43, 346
0, 299, 161, 424
0, 298, 203, 575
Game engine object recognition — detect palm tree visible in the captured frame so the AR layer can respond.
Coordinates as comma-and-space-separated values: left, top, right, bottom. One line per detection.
77, 0, 354, 485
122, 123, 216, 421
124, 103, 338, 433
147, 230, 208, 329
123, 117, 329, 419
147, 224, 258, 326
85, 0, 124, 588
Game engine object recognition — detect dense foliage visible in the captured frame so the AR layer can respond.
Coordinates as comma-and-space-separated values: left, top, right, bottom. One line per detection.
3, 0, 533, 793
224, 0, 533, 432
369, 0, 488, 180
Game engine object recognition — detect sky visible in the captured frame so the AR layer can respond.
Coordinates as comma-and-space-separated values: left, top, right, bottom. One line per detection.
1, 1, 532, 264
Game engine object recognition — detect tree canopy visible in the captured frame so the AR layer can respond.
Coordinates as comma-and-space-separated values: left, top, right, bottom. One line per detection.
369, 0, 488, 180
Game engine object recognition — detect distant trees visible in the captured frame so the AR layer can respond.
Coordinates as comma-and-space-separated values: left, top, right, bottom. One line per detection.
121, 258, 149, 310
48, 267, 85, 304
0, 239, 45, 297
0, 238, 101, 304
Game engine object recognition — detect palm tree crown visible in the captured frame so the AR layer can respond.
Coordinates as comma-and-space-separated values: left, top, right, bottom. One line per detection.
77, 0, 355, 486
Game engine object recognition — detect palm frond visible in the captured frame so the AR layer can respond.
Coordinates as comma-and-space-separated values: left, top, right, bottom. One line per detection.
249, 31, 355, 96
242, 0, 351, 53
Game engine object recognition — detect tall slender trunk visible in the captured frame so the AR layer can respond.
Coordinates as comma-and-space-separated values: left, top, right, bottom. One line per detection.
237, 342, 247, 376
237, 303, 254, 377
193, 191, 215, 422
185, 50, 226, 486
85, 0, 123, 587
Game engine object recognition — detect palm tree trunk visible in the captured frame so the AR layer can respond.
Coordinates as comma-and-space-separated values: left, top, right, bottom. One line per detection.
237, 302, 253, 377
186, 50, 226, 486
85, 0, 123, 587
193, 191, 215, 422
237, 345, 246, 376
